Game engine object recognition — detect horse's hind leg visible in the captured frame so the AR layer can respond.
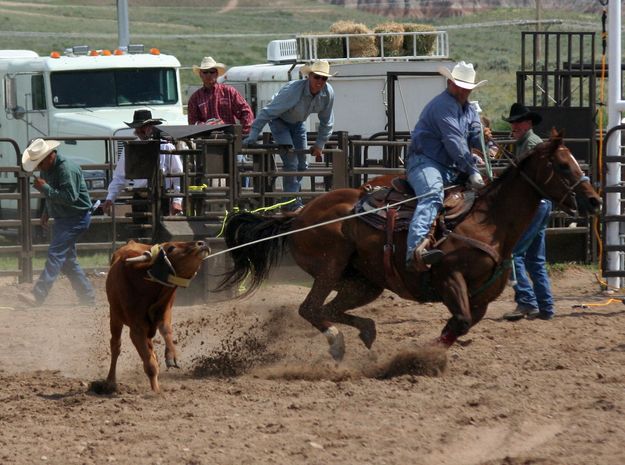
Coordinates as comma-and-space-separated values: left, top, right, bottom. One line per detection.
299, 273, 383, 361
298, 277, 344, 360
438, 271, 473, 347
322, 274, 383, 350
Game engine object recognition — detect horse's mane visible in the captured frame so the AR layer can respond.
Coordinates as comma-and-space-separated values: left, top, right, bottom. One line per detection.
478, 140, 549, 208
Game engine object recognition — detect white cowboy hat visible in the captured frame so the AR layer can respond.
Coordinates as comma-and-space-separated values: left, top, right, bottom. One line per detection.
192, 56, 226, 77
22, 139, 60, 172
437, 61, 487, 90
301, 60, 335, 78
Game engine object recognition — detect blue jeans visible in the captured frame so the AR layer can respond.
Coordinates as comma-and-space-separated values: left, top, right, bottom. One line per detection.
269, 118, 307, 207
512, 200, 554, 314
33, 211, 95, 303
405, 155, 461, 261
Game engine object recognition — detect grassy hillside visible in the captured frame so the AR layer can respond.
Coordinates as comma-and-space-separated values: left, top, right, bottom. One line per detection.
0, 0, 603, 130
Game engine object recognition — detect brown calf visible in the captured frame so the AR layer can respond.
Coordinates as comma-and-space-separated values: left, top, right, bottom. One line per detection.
102, 240, 209, 393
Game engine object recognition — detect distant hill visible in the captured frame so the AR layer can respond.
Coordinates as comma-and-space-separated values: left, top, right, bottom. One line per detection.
320, 0, 602, 18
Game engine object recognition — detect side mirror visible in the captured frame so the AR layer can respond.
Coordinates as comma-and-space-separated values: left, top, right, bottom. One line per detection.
3, 76, 25, 119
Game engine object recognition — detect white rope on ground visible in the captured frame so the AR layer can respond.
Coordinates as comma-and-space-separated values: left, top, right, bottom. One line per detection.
202, 186, 444, 261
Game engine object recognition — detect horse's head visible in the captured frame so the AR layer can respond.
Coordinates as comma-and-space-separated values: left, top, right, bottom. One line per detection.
524, 128, 602, 216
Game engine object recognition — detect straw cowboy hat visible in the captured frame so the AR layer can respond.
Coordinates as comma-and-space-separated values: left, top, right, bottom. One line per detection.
503, 102, 543, 125
192, 56, 226, 77
22, 138, 60, 172
124, 109, 164, 128
437, 61, 487, 90
301, 60, 335, 78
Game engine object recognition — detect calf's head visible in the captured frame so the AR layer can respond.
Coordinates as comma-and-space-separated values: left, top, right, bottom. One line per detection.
126, 240, 210, 287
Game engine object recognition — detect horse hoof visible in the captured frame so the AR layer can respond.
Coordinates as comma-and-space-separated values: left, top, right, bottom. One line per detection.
166, 359, 180, 369
326, 329, 345, 362
359, 318, 377, 349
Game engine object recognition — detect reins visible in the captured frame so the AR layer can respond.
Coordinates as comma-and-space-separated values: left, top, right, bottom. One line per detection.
497, 144, 588, 211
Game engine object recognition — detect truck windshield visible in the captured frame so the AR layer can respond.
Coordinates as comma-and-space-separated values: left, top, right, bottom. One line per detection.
50, 68, 178, 108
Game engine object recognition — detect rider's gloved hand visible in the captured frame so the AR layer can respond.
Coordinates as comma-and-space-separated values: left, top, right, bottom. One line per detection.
468, 171, 485, 191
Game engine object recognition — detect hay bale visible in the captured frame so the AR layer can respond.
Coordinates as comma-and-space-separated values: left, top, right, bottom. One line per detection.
316, 35, 344, 60
402, 23, 437, 56
374, 22, 404, 57
297, 34, 342, 60
329, 20, 378, 58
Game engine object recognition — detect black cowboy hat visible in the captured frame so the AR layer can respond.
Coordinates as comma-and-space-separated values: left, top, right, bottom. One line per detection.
124, 109, 164, 128
503, 103, 542, 125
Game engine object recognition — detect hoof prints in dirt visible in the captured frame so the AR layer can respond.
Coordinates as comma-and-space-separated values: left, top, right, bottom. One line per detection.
192, 317, 278, 377
88, 379, 118, 395
257, 347, 447, 381
368, 347, 448, 378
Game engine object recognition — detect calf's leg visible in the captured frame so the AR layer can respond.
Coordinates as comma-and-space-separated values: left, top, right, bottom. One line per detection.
129, 328, 160, 393
158, 306, 178, 368
106, 316, 124, 386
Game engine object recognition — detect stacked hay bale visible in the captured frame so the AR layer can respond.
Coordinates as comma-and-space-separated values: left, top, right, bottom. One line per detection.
322, 20, 378, 59
402, 23, 437, 57
373, 22, 404, 57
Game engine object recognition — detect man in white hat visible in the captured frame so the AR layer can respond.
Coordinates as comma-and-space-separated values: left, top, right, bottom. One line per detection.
103, 109, 183, 217
243, 59, 335, 211
19, 139, 96, 307
187, 56, 254, 132
405, 61, 488, 272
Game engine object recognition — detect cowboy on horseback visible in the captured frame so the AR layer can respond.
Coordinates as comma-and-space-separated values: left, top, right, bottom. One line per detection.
405, 61, 488, 272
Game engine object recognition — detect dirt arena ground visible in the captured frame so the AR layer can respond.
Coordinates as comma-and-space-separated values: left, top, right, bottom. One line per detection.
0, 265, 624, 465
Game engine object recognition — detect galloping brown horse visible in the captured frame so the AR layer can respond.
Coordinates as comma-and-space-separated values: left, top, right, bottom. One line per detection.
218, 130, 602, 361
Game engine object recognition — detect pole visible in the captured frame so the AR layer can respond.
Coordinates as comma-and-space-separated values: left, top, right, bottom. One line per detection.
117, 0, 130, 49
606, 0, 624, 289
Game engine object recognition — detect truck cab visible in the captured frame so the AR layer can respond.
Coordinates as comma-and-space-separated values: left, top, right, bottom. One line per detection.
0, 46, 187, 170
0, 46, 188, 218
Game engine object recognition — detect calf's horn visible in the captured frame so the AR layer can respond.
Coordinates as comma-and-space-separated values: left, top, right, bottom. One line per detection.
125, 251, 152, 263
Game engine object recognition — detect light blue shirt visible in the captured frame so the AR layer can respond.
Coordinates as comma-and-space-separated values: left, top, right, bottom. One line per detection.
408, 89, 482, 175
248, 79, 334, 149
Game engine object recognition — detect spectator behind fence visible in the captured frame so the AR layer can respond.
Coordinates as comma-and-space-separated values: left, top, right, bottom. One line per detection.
188, 56, 255, 188
103, 109, 183, 217
243, 60, 335, 212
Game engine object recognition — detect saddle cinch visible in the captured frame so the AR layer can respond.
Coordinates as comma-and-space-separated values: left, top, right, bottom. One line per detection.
356, 176, 476, 235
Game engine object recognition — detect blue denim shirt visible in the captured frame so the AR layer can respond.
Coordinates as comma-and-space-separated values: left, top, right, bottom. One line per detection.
248, 79, 334, 149
408, 89, 482, 175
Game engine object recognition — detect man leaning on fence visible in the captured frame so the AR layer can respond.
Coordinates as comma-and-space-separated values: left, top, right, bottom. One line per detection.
18, 139, 96, 307
243, 60, 335, 212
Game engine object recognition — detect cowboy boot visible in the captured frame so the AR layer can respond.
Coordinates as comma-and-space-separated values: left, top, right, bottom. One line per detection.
411, 238, 445, 272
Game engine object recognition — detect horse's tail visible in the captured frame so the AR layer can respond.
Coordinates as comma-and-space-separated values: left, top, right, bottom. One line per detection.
215, 211, 295, 295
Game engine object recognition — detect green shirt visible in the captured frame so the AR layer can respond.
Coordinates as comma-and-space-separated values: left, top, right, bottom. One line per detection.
40, 154, 92, 218
514, 128, 543, 161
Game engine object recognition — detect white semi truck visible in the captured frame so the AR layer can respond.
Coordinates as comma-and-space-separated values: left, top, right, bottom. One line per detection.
0, 45, 187, 197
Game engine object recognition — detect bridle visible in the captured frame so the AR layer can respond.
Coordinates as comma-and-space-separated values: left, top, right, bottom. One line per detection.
498, 144, 589, 212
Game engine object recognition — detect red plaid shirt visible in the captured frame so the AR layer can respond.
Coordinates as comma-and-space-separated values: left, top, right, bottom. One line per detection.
187, 83, 254, 133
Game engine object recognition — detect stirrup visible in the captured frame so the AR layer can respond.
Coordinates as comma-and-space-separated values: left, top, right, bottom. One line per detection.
421, 248, 445, 265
